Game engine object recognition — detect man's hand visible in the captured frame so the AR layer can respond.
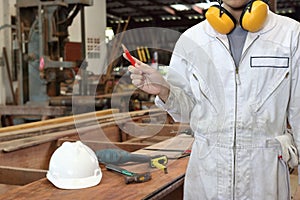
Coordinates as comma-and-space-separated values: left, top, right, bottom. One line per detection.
123, 53, 170, 102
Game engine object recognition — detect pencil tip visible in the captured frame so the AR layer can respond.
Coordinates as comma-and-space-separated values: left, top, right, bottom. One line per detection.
121, 43, 126, 50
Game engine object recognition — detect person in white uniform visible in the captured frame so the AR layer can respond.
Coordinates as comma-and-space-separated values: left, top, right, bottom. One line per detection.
125, 0, 300, 199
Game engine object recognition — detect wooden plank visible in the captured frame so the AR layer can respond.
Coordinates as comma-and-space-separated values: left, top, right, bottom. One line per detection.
136, 134, 194, 159
0, 166, 47, 185
0, 129, 78, 152
57, 139, 150, 153
0, 111, 119, 142
0, 117, 156, 152
142, 134, 194, 152
122, 122, 190, 138
0, 109, 164, 142
0, 108, 118, 134
0, 141, 57, 169
0, 105, 67, 116
124, 136, 172, 145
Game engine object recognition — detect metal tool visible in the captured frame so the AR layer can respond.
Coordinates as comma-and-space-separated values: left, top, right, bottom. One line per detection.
105, 164, 152, 184
96, 149, 168, 174
96, 148, 150, 164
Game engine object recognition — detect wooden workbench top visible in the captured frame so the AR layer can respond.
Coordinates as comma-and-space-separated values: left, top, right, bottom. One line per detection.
0, 156, 189, 200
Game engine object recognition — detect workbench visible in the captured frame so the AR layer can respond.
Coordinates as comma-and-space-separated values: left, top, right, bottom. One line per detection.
0, 148, 190, 200
0, 109, 193, 200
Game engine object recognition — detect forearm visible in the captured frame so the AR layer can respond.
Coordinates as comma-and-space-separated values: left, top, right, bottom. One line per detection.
155, 85, 195, 123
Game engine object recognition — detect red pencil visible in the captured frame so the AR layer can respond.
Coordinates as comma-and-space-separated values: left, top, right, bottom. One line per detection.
122, 44, 136, 66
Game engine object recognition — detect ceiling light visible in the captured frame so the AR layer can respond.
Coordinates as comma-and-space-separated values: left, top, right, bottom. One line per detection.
170, 4, 190, 11
194, 2, 218, 10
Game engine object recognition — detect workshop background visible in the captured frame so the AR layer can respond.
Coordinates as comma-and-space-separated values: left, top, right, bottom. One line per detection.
1, 0, 299, 125
0, 0, 300, 200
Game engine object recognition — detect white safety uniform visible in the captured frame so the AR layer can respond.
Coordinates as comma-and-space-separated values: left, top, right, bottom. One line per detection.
155, 11, 300, 200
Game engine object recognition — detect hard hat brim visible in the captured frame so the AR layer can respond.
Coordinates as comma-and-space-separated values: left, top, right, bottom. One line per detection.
46, 168, 102, 190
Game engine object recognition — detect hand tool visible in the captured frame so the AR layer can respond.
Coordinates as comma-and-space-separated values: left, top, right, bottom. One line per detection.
96, 148, 150, 164
150, 155, 168, 174
96, 148, 168, 174
105, 164, 151, 184
121, 44, 136, 66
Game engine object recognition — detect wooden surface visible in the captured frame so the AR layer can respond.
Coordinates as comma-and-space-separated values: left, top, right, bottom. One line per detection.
0, 109, 190, 199
0, 157, 189, 200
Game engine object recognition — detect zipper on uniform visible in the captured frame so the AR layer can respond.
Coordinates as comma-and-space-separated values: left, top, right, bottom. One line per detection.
235, 68, 241, 85
233, 70, 238, 200
216, 35, 260, 199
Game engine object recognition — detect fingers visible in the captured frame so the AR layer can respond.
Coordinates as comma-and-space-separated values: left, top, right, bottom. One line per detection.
130, 70, 144, 87
128, 65, 140, 74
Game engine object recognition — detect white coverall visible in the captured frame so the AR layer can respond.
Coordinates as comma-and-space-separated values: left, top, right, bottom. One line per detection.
155, 11, 300, 200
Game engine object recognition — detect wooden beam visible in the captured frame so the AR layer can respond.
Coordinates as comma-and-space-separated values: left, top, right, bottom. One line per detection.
0, 116, 163, 152
0, 105, 67, 116
0, 109, 165, 143
0, 141, 57, 169
0, 109, 120, 142
0, 108, 118, 134
122, 122, 190, 138
0, 166, 47, 185
57, 139, 150, 152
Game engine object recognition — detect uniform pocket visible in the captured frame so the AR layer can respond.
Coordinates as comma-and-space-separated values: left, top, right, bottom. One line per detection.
189, 71, 217, 113
278, 157, 291, 199
251, 70, 290, 113
185, 137, 220, 199
250, 145, 290, 200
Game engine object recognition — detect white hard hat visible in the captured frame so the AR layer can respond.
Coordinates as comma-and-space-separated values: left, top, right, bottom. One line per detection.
47, 141, 102, 189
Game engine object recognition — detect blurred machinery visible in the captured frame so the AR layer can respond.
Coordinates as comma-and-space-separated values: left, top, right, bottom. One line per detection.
16, 0, 93, 105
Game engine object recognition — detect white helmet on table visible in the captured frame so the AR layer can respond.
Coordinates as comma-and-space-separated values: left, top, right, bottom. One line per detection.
47, 141, 102, 189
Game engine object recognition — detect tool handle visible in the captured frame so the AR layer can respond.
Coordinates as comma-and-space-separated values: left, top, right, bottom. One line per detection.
105, 164, 135, 177
125, 172, 152, 184
96, 149, 150, 164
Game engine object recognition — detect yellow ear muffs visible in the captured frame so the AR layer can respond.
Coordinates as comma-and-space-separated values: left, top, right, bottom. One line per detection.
205, 5, 237, 35
240, 0, 268, 32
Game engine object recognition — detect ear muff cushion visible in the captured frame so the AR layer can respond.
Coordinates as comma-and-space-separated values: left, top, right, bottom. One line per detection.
205, 5, 236, 34
240, 0, 268, 32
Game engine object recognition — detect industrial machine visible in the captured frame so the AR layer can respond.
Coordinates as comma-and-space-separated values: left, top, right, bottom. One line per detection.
15, 0, 93, 105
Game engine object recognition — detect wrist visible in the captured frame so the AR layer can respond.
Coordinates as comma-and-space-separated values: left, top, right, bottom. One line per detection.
158, 85, 170, 103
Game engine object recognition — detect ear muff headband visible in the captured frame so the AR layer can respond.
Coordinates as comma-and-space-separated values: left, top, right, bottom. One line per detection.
205, 5, 236, 34
206, 0, 268, 34
240, 0, 268, 32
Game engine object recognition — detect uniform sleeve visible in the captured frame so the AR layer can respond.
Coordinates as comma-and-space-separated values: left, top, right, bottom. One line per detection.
154, 35, 196, 123
286, 29, 300, 184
